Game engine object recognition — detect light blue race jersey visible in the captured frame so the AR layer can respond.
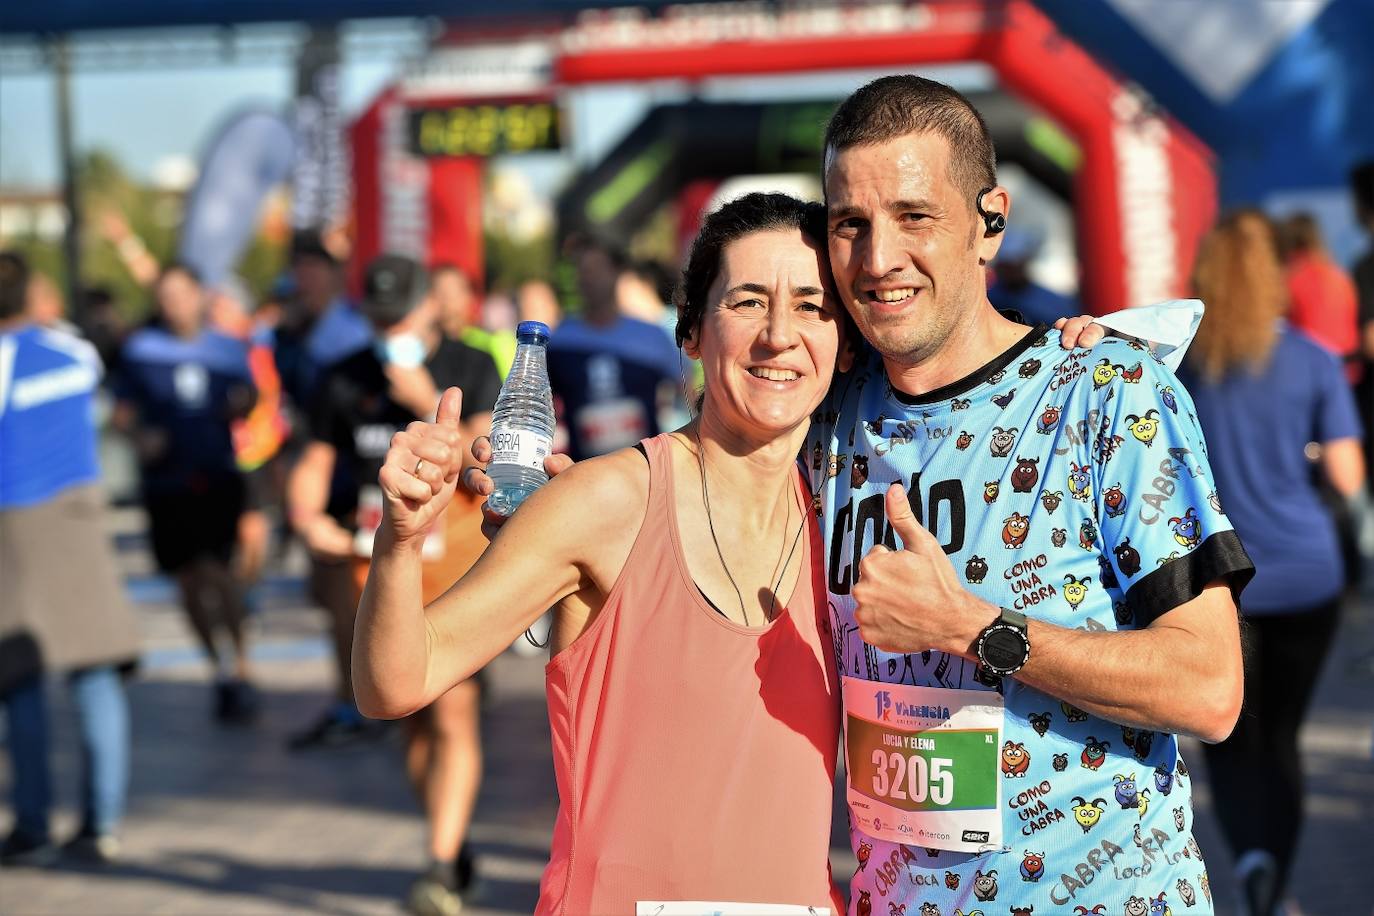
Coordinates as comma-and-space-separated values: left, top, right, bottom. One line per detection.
805, 325, 1252, 916
0, 325, 102, 508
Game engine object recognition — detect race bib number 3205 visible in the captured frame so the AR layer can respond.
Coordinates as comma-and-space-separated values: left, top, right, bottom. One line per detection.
842, 678, 1003, 853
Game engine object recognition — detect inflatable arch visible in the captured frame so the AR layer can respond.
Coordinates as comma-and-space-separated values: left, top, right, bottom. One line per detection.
352, 0, 1217, 313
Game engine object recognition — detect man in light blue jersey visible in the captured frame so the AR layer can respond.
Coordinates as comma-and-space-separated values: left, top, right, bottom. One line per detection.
805, 76, 1252, 914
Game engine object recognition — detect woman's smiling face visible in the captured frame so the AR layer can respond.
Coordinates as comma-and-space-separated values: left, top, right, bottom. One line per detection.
685, 226, 847, 441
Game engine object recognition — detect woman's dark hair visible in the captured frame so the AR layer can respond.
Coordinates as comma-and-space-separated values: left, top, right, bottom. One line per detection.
674, 192, 829, 347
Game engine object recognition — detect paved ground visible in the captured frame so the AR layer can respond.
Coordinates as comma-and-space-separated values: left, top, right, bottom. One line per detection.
2, 506, 1373, 914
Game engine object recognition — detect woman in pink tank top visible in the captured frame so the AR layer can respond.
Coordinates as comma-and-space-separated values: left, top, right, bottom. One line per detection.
356, 193, 852, 912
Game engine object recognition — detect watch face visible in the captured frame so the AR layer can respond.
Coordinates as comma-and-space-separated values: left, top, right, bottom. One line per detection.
983, 626, 1029, 670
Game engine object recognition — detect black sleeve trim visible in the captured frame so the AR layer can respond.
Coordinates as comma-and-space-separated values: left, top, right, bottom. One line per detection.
1125, 530, 1254, 627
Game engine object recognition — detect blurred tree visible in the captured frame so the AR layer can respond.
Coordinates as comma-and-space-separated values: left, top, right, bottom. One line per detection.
3, 147, 286, 323
484, 227, 555, 295
627, 204, 678, 269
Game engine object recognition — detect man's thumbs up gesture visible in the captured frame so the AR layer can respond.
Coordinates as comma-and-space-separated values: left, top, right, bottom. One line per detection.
378, 387, 467, 546
853, 484, 992, 655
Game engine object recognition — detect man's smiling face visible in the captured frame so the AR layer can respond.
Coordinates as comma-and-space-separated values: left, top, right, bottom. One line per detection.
825, 130, 1000, 368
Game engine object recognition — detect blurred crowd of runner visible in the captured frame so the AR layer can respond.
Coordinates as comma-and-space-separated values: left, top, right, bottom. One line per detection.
1, 146, 1371, 915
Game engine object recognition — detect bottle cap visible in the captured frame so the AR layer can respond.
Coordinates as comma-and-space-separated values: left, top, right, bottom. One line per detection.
516, 320, 551, 342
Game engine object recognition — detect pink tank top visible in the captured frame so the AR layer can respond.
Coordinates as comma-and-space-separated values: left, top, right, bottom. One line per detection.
537, 434, 844, 914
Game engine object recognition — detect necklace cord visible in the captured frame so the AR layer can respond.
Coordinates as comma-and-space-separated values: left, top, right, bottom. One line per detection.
694, 428, 808, 625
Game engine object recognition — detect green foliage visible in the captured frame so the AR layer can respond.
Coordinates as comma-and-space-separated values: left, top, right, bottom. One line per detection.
483, 227, 555, 294
6, 147, 286, 322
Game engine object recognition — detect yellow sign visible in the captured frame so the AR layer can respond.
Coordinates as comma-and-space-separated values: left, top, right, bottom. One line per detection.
408, 102, 560, 157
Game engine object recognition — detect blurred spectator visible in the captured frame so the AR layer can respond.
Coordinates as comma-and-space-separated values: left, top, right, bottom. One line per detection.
985, 224, 1081, 326
619, 258, 692, 432
432, 262, 515, 378
616, 258, 673, 327
257, 274, 292, 333
211, 279, 291, 615
513, 278, 572, 467
1350, 163, 1374, 485
23, 271, 80, 337
0, 251, 140, 866
1279, 212, 1361, 382
547, 238, 681, 460
113, 263, 259, 722
100, 204, 289, 613
78, 286, 128, 376
516, 279, 562, 335
273, 231, 372, 412
270, 232, 375, 750
1179, 211, 1365, 916
286, 254, 498, 907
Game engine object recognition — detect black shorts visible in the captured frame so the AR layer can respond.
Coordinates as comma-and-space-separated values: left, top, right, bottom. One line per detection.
242, 455, 282, 513
145, 475, 245, 573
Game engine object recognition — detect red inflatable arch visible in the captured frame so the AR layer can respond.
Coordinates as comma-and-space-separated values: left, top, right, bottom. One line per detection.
352, 0, 1216, 313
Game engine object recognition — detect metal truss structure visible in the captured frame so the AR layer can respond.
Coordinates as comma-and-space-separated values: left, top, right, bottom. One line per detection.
0, 19, 436, 74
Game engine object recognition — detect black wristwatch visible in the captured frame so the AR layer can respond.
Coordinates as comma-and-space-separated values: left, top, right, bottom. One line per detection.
975, 607, 1031, 679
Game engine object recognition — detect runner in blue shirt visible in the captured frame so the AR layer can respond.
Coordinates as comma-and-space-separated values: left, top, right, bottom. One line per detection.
115, 263, 258, 723
547, 239, 681, 460
806, 77, 1253, 916
270, 232, 378, 750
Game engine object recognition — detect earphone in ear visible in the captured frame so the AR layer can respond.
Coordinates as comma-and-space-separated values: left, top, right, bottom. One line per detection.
976, 187, 1006, 236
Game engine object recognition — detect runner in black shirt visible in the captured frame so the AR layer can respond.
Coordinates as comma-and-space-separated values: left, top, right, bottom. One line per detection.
274, 233, 376, 752
307, 333, 500, 525
286, 254, 498, 909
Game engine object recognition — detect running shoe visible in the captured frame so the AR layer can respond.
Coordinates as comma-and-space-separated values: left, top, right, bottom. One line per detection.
408, 862, 462, 916
454, 844, 475, 892
215, 679, 261, 724
61, 830, 121, 865
286, 709, 384, 751
1236, 848, 1280, 916
0, 829, 58, 867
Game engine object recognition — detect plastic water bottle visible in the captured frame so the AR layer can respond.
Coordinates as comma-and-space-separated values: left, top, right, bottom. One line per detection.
486, 321, 555, 517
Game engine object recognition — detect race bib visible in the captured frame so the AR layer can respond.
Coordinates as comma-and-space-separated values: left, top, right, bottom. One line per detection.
490, 425, 553, 471
574, 397, 648, 456
352, 486, 444, 560
842, 677, 1003, 853
636, 904, 828, 915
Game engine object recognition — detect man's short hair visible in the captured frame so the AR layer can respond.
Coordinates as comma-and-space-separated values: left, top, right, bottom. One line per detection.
0, 250, 30, 320
290, 229, 338, 267
823, 75, 997, 203
157, 261, 202, 288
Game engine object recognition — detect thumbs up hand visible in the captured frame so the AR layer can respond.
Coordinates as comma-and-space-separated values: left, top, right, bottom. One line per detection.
378, 387, 467, 545
852, 484, 994, 655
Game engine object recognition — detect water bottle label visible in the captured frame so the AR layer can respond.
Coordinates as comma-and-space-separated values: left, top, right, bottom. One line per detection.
490, 427, 553, 471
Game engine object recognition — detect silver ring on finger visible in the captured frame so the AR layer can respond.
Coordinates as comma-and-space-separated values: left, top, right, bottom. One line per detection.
413, 458, 427, 478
